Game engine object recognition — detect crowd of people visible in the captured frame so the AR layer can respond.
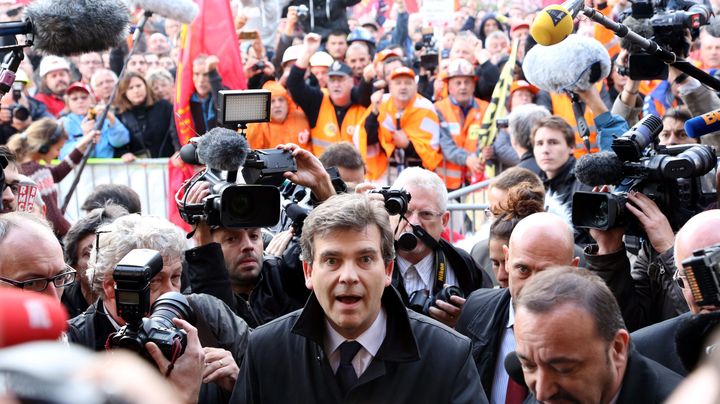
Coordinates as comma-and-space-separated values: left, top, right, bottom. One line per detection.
2, 0, 720, 402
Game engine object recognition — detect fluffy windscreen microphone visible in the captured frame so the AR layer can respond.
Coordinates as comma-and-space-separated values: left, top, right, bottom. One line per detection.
676, 311, 720, 373
132, 0, 199, 25
523, 34, 611, 94
197, 128, 250, 172
0, 288, 68, 348
24, 0, 130, 56
575, 151, 625, 187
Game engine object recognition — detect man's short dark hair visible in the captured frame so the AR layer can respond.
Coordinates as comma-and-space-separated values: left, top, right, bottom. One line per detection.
327, 30, 348, 40
81, 184, 142, 214
531, 116, 576, 148
508, 104, 550, 151
319, 142, 365, 171
491, 167, 543, 192
515, 266, 627, 343
63, 205, 128, 267
663, 106, 692, 123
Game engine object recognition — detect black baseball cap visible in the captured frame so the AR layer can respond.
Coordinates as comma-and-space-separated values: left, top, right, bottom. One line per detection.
327, 61, 353, 77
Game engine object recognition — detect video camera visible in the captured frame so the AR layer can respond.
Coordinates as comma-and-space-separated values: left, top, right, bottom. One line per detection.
572, 115, 716, 239
624, 0, 711, 80
108, 249, 193, 362
682, 243, 720, 307
414, 26, 439, 72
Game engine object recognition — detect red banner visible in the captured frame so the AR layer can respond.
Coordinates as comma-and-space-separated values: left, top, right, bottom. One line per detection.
169, 0, 247, 230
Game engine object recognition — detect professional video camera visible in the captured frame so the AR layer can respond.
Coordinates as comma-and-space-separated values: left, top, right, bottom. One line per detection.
176, 128, 296, 228
572, 115, 717, 238
108, 249, 193, 362
414, 26, 439, 72
624, 0, 711, 79
408, 285, 465, 315
682, 243, 720, 307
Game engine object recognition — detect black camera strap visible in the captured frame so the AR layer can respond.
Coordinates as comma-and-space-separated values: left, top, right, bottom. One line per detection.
431, 249, 448, 296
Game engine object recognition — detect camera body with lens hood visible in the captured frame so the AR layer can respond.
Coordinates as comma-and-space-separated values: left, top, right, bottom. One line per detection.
109, 249, 194, 362
408, 285, 464, 315
370, 186, 411, 216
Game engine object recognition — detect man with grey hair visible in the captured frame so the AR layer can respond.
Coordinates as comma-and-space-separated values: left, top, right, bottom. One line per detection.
90, 68, 118, 105
231, 193, 487, 403
507, 103, 549, 175
389, 167, 490, 328
457, 212, 578, 403
513, 266, 681, 403
66, 214, 250, 402
0, 212, 75, 300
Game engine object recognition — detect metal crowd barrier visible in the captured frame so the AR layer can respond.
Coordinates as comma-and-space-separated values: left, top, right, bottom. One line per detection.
57, 158, 171, 223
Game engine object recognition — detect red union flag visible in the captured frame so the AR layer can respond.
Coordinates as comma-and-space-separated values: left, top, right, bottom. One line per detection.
169, 0, 247, 230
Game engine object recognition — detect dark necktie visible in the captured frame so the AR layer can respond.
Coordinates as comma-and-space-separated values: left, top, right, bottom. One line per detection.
505, 377, 528, 404
336, 340, 362, 396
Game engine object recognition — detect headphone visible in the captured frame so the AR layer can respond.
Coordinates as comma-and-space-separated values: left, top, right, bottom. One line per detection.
38, 123, 64, 155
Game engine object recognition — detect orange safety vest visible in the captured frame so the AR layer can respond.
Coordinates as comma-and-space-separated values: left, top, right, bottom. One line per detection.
246, 107, 311, 150
377, 93, 443, 172
310, 89, 366, 157
434, 97, 488, 190
594, 6, 620, 59
353, 105, 389, 181
550, 92, 599, 159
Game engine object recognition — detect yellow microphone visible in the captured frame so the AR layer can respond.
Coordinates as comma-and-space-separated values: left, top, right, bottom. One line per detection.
530, 0, 584, 46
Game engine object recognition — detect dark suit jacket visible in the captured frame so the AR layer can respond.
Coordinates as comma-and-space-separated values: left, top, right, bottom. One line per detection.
231, 287, 488, 403
455, 288, 511, 399
631, 312, 692, 376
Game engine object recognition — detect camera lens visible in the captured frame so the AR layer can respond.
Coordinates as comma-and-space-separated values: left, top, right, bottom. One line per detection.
12, 106, 29, 121
148, 291, 193, 329
227, 192, 254, 218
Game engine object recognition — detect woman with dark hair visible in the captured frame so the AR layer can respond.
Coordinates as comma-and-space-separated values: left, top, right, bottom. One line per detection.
114, 71, 178, 160
6, 118, 97, 237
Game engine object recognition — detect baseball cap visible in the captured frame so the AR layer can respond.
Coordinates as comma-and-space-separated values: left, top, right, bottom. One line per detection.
328, 61, 353, 77
511, 22, 530, 33
38, 56, 70, 78
510, 80, 539, 95
309, 51, 334, 67
66, 82, 92, 95
374, 49, 401, 64
281, 45, 304, 65
389, 66, 415, 80
445, 59, 476, 80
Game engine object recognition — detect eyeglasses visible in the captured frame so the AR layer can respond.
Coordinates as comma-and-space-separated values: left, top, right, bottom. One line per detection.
0, 265, 77, 292
673, 270, 688, 289
406, 209, 443, 221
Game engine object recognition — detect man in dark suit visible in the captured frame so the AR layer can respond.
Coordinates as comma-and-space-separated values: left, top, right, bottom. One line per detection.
513, 266, 682, 403
231, 193, 487, 403
631, 209, 720, 376
389, 167, 491, 328
456, 212, 578, 403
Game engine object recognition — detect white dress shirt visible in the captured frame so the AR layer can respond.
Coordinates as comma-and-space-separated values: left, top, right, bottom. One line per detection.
324, 308, 387, 377
490, 299, 515, 404
396, 253, 458, 296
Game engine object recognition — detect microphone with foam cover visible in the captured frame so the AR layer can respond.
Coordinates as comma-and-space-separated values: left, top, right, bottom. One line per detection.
530, 0, 584, 46
0, 288, 68, 348
131, 0, 200, 25
504, 351, 527, 388
196, 128, 251, 172
575, 151, 625, 187
684, 109, 720, 139
23, 0, 130, 56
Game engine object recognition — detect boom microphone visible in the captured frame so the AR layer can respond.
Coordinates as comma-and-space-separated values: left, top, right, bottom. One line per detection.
131, 0, 200, 25
23, 0, 130, 56
196, 128, 251, 172
0, 288, 68, 348
504, 351, 527, 387
530, 0, 584, 46
575, 151, 625, 187
684, 109, 720, 139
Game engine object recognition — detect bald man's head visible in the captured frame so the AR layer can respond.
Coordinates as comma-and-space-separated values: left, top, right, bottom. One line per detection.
675, 209, 720, 314
504, 212, 578, 298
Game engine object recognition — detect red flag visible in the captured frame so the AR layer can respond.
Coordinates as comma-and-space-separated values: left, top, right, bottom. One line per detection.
169, 0, 247, 231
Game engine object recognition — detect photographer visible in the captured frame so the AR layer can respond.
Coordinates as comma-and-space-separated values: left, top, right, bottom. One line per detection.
286, 0, 360, 39
66, 214, 250, 403
243, 35, 276, 90
183, 143, 335, 327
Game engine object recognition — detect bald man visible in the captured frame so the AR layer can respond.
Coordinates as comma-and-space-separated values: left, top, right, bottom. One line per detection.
456, 212, 578, 403
0, 212, 75, 300
632, 209, 720, 375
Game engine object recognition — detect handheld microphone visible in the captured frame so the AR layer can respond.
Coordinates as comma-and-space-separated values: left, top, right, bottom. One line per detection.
530, 0, 584, 46
131, 0, 200, 25
575, 151, 625, 187
684, 109, 720, 139
23, 0, 130, 56
0, 288, 68, 348
504, 351, 527, 387
196, 128, 251, 172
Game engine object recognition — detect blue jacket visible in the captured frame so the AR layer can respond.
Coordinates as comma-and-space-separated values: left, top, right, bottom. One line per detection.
58, 112, 130, 159
595, 111, 629, 152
